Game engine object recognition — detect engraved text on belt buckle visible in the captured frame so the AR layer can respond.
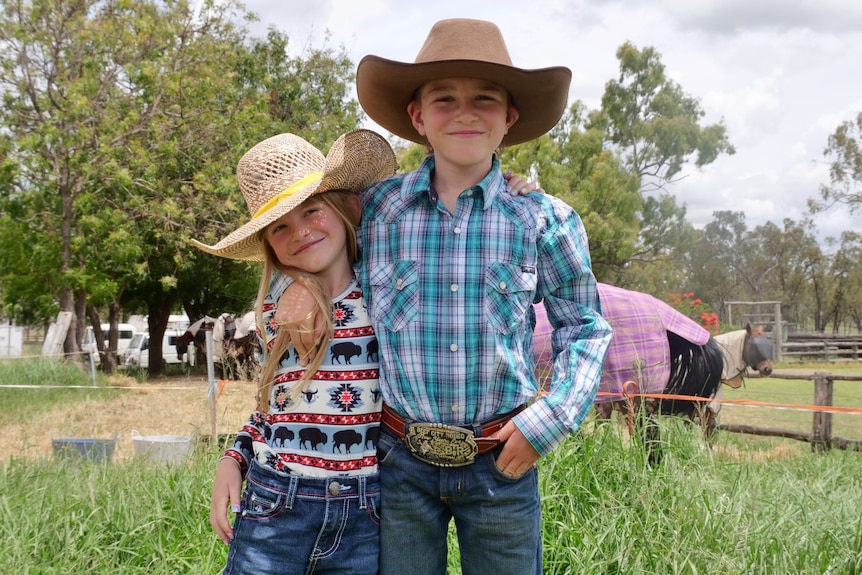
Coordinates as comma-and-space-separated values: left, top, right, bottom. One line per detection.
404, 423, 478, 467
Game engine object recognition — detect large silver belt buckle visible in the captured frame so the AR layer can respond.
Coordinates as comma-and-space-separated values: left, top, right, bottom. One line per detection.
404, 423, 478, 467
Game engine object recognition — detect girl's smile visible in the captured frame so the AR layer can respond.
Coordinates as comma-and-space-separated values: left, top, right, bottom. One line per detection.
264, 197, 353, 295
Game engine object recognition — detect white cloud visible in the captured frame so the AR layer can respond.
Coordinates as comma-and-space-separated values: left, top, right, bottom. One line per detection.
239, 0, 862, 240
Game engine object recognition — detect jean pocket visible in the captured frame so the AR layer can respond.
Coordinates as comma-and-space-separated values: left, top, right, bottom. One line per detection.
241, 478, 287, 520
366, 490, 382, 525
369, 261, 419, 332
376, 428, 400, 467
485, 262, 537, 334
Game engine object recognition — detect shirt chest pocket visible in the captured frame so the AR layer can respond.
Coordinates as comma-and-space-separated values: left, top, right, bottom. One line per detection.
485, 263, 537, 334
369, 261, 419, 332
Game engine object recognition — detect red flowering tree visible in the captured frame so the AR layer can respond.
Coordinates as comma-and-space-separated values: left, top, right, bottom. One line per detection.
664, 292, 721, 335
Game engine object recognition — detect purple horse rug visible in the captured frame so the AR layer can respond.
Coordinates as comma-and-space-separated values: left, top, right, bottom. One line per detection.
533, 283, 710, 402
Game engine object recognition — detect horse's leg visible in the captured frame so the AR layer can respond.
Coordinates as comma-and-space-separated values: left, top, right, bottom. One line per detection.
642, 398, 663, 466
701, 407, 718, 444
594, 402, 613, 422
696, 387, 723, 445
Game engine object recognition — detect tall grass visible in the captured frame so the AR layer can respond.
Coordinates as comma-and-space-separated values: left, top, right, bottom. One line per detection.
2, 420, 860, 574
2, 359, 861, 573
0, 448, 228, 574
538, 420, 862, 574
0, 357, 122, 419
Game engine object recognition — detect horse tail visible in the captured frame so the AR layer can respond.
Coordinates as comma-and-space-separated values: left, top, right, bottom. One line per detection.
660, 332, 723, 416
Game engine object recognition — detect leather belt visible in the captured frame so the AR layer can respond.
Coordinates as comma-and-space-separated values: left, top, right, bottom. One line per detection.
381, 403, 526, 467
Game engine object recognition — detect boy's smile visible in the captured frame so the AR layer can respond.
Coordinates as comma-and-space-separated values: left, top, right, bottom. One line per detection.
408, 77, 519, 174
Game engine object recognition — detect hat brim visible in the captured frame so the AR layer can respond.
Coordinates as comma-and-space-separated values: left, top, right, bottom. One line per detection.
357, 56, 572, 146
192, 129, 397, 262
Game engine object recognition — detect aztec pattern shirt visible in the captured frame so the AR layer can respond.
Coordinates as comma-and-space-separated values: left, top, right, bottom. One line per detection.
358, 155, 613, 457
223, 276, 381, 478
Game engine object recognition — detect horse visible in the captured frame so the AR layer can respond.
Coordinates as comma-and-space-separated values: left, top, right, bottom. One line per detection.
175, 316, 216, 367
701, 325, 774, 435
212, 311, 260, 381
533, 282, 773, 463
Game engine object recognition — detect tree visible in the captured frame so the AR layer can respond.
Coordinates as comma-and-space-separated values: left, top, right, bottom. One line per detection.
0, 0, 253, 369
825, 232, 862, 333
499, 102, 642, 283
685, 211, 748, 323
813, 111, 862, 214
1, 0, 165, 364
597, 41, 736, 188
586, 42, 735, 287
0, 1, 362, 374
748, 218, 822, 330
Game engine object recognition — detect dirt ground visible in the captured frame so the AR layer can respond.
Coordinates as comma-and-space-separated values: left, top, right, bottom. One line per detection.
1, 373, 257, 462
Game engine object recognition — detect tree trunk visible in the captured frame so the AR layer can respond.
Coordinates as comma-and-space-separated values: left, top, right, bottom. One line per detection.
146, 299, 174, 377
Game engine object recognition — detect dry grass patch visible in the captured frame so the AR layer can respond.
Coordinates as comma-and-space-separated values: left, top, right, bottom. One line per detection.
0, 375, 257, 462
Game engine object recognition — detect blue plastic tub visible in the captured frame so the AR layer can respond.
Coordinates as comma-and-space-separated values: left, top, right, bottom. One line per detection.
52, 436, 117, 463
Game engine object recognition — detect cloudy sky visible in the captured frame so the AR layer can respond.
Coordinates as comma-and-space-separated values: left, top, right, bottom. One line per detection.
238, 0, 862, 246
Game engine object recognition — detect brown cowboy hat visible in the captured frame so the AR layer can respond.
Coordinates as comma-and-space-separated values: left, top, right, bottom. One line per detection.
356, 18, 572, 147
191, 129, 396, 262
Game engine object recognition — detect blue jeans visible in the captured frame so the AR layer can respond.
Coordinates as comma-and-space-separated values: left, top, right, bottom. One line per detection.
223, 460, 381, 575
377, 427, 542, 575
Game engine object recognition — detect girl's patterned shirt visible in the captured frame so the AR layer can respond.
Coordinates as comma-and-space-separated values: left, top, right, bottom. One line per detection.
223, 277, 381, 478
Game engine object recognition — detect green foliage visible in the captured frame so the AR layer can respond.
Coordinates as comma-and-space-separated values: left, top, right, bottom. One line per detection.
0, 357, 119, 418
2, 419, 861, 573
0, 214, 62, 322
0, 451, 228, 574
814, 111, 862, 213
598, 41, 735, 183
0, 0, 363, 371
824, 231, 862, 333
394, 140, 430, 173
500, 103, 643, 282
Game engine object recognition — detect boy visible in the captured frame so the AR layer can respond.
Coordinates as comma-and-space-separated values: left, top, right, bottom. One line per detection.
287, 18, 612, 575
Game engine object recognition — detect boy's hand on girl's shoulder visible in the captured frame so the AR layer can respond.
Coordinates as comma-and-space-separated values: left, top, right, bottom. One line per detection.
503, 172, 544, 196
276, 281, 327, 366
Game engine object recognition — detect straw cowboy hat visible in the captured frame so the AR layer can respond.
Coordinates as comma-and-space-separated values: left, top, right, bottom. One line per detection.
356, 18, 572, 147
192, 129, 397, 261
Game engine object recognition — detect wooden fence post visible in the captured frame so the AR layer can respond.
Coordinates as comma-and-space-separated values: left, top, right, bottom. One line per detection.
811, 372, 833, 452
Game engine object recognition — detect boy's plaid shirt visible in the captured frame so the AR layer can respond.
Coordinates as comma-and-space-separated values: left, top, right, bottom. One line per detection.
358, 155, 612, 456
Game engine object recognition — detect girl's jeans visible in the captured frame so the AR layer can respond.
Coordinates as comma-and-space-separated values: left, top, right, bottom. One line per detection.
377, 427, 542, 575
223, 459, 381, 575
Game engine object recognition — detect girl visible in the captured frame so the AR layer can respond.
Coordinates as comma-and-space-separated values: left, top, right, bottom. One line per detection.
192, 129, 397, 575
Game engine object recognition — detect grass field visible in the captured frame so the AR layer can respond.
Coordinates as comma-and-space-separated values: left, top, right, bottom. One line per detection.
1, 357, 861, 573
718, 363, 862, 442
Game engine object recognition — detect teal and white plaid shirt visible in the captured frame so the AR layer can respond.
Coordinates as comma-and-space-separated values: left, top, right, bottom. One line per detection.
358, 155, 612, 456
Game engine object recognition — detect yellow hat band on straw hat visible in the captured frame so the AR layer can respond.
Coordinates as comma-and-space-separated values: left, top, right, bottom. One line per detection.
253, 171, 323, 219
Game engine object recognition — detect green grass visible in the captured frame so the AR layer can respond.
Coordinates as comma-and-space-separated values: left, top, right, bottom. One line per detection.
537, 421, 862, 574
0, 449, 228, 574
2, 421, 860, 574
719, 362, 862, 440
0, 357, 123, 420
2, 359, 861, 573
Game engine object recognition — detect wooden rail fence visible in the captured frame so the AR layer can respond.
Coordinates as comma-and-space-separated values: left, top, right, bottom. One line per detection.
717, 371, 862, 452
781, 334, 862, 362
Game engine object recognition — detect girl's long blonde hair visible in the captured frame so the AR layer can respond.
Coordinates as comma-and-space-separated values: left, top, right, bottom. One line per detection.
254, 190, 360, 413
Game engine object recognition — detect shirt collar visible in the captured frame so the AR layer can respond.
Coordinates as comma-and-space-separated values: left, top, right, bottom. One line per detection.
402, 154, 506, 210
